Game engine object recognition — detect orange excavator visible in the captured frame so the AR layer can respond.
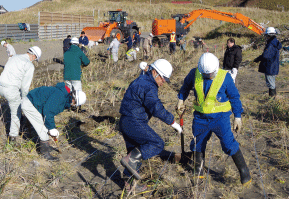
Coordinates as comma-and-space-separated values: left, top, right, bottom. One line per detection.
152, 9, 265, 45
83, 9, 140, 44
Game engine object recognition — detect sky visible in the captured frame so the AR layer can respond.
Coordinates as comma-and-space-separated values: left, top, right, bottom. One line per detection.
2, 0, 40, 12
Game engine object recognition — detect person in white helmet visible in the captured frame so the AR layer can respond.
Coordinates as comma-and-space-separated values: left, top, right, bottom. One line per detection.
139, 61, 149, 75
176, 52, 251, 186
64, 37, 89, 112
254, 27, 282, 97
119, 59, 182, 191
1, 40, 16, 60
21, 82, 86, 161
126, 47, 139, 62
143, 33, 153, 60
0, 46, 41, 145
107, 33, 120, 63
169, 31, 177, 54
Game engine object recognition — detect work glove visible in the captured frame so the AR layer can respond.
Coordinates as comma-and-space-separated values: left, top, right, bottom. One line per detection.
171, 121, 182, 134
49, 129, 60, 138
233, 117, 242, 133
176, 99, 185, 112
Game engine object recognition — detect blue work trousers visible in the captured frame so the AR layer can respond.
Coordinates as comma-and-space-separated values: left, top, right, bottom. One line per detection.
190, 115, 239, 156
119, 116, 165, 160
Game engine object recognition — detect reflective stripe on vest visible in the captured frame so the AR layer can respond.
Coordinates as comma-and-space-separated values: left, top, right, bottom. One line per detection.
126, 49, 134, 56
193, 69, 232, 114
170, 34, 176, 42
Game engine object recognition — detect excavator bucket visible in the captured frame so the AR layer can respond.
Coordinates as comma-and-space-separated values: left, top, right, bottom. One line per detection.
82, 27, 107, 42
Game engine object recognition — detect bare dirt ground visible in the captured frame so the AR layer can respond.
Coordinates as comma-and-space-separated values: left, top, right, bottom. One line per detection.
0, 37, 288, 198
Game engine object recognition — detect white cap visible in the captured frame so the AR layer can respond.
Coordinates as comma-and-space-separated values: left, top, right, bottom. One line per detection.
70, 37, 79, 44
198, 53, 219, 74
172, 31, 175, 34
28, 46, 42, 61
139, 62, 148, 70
265, 27, 276, 35
149, 33, 153, 37
135, 47, 139, 52
1, 41, 6, 46
75, 90, 86, 107
151, 59, 173, 82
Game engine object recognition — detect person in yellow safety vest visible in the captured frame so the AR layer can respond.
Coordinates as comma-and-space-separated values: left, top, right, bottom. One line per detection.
169, 31, 177, 54
126, 48, 139, 62
176, 52, 251, 186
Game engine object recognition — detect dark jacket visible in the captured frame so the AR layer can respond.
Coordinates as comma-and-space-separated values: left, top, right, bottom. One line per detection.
119, 70, 174, 125
223, 45, 242, 70
133, 32, 140, 46
27, 82, 72, 130
124, 36, 133, 49
178, 68, 243, 119
257, 36, 282, 75
63, 45, 90, 80
63, 38, 71, 53
79, 36, 89, 46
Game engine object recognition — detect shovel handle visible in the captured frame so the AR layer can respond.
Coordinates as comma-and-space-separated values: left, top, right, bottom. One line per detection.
181, 132, 185, 154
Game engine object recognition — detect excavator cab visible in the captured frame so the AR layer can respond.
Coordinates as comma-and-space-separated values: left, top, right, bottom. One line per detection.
108, 11, 128, 24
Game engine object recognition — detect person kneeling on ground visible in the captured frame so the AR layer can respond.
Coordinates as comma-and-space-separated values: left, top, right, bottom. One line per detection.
177, 52, 251, 186
21, 82, 86, 161
139, 62, 149, 76
126, 47, 139, 62
119, 59, 182, 192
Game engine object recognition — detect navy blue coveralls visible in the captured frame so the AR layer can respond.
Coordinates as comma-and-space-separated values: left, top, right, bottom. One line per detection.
119, 70, 174, 160
124, 36, 133, 50
178, 68, 243, 156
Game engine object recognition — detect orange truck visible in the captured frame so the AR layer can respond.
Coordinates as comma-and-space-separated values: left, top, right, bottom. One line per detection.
152, 9, 265, 46
83, 9, 140, 43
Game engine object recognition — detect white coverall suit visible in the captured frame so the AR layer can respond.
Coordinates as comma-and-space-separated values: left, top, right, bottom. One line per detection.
0, 54, 34, 137
6, 44, 16, 60
109, 38, 120, 63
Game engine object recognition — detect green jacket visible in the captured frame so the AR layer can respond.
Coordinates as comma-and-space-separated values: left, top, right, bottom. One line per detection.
63, 45, 90, 80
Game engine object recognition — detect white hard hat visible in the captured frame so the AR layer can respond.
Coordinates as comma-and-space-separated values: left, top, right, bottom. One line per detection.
172, 31, 175, 34
135, 47, 139, 52
151, 59, 173, 82
149, 33, 153, 37
28, 46, 42, 61
198, 53, 219, 74
1, 41, 6, 46
75, 90, 86, 107
265, 27, 276, 35
70, 37, 79, 44
139, 62, 148, 70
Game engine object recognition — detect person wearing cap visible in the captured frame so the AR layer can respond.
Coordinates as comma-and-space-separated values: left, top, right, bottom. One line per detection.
124, 34, 133, 51
176, 52, 251, 186
139, 61, 149, 76
177, 33, 186, 52
169, 31, 176, 54
133, 31, 140, 48
79, 31, 89, 54
63, 35, 71, 54
126, 47, 139, 62
107, 33, 120, 63
21, 82, 86, 161
143, 33, 153, 60
254, 27, 282, 97
119, 59, 182, 191
63, 37, 90, 93
0, 46, 41, 145
1, 40, 16, 60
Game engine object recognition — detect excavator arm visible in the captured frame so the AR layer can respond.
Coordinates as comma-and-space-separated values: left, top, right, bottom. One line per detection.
179, 9, 265, 35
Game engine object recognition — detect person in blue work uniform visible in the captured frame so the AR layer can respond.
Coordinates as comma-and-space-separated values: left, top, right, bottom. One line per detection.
133, 32, 140, 47
119, 59, 182, 191
254, 27, 282, 98
63, 35, 71, 54
124, 34, 133, 51
21, 82, 86, 161
79, 31, 89, 54
176, 52, 251, 185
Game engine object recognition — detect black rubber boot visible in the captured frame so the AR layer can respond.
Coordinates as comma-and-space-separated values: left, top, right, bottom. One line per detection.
7, 136, 20, 147
77, 105, 86, 113
231, 149, 251, 185
269, 88, 276, 97
121, 148, 142, 180
40, 141, 59, 161
193, 152, 205, 179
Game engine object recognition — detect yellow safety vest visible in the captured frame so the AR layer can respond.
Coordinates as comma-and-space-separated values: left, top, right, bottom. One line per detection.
193, 69, 232, 114
126, 49, 134, 56
170, 34, 176, 43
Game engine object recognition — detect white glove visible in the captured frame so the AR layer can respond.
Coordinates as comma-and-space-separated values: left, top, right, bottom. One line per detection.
171, 122, 182, 134
233, 117, 242, 133
49, 129, 59, 138
176, 99, 185, 111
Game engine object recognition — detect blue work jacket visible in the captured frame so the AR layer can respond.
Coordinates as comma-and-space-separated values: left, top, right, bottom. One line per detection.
79, 36, 89, 46
178, 68, 243, 119
27, 82, 72, 130
258, 36, 282, 75
124, 36, 133, 48
120, 71, 174, 124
